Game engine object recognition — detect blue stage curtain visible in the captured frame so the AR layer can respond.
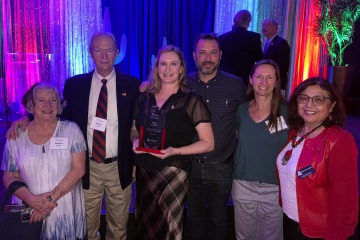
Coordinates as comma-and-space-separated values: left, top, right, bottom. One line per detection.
106, 0, 215, 80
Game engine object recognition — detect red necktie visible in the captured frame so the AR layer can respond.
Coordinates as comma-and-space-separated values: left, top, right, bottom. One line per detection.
92, 79, 107, 163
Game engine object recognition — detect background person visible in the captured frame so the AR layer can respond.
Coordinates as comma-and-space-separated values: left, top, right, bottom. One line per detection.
262, 19, 290, 94
232, 59, 288, 240
131, 45, 214, 240
2, 83, 87, 239
277, 77, 358, 239
219, 10, 263, 86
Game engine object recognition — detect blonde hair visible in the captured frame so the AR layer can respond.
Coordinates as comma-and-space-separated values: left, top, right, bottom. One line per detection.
147, 45, 188, 94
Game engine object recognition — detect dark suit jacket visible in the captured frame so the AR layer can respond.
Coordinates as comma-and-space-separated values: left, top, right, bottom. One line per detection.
219, 26, 263, 85
62, 71, 140, 190
264, 35, 290, 90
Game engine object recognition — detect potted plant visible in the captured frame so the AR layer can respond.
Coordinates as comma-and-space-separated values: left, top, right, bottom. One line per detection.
313, 0, 360, 98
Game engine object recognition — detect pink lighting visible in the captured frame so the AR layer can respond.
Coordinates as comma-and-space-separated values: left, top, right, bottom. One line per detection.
2, 0, 102, 110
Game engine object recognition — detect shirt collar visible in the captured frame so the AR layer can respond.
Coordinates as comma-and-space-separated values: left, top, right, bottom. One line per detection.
196, 71, 219, 84
266, 35, 277, 44
94, 68, 115, 83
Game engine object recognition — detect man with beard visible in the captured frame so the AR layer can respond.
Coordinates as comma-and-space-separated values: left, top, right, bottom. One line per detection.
186, 33, 246, 240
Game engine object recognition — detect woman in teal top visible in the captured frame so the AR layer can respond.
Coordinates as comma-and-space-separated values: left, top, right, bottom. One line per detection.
232, 59, 288, 240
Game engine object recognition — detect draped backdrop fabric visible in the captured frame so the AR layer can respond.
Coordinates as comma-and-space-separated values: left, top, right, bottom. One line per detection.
107, 0, 216, 80
1, 0, 103, 110
214, 0, 327, 95
1, 0, 328, 109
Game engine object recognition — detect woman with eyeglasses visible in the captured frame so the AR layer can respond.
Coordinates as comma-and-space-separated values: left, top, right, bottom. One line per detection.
277, 77, 358, 239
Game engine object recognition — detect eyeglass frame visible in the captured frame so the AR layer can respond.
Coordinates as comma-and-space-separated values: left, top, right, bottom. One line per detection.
296, 94, 332, 106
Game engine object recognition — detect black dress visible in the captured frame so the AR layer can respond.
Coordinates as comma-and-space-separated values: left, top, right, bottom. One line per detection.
133, 90, 211, 240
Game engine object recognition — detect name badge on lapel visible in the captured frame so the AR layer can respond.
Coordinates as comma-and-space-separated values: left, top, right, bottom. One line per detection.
297, 165, 315, 179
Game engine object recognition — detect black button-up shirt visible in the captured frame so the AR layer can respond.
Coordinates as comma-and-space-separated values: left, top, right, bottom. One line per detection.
187, 70, 246, 163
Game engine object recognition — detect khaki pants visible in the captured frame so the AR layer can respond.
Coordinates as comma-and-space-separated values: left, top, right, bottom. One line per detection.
84, 160, 131, 240
232, 180, 283, 240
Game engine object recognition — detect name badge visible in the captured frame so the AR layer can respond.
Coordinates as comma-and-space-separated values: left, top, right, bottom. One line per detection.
266, 116, 288, 134
49, 137, 69, 150
297, 165, 315, 179
90, 116, 108, 132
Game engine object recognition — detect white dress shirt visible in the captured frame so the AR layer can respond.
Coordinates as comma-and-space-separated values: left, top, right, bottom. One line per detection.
87, 68, 118, 158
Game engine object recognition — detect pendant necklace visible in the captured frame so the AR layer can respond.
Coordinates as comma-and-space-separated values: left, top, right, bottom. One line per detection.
281, 122, 324, 165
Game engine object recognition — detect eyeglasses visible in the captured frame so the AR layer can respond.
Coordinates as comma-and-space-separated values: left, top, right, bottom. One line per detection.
297, 94, 332, 106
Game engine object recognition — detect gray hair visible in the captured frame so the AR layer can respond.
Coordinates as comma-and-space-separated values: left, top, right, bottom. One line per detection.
264, 19, 279, 31
89, 31, 118, 53
22, 82, 62, 114
233, 10, 252, 28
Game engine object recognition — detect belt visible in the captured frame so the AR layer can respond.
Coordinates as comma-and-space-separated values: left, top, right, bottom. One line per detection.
193, 154, 233, 165
90, 156, 118, 164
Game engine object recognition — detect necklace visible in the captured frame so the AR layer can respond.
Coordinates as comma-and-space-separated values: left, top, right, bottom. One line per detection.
256, 105, 269, 122
281, 123, 324, 165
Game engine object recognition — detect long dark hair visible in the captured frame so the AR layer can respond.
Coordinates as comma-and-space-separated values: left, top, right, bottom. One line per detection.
288, 77, 346, 129
247, 59, 285, 133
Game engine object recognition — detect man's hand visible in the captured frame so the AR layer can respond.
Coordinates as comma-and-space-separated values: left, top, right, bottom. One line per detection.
132, 166, 136, 182
6, 116, 30, 140
139, 81, 150, 92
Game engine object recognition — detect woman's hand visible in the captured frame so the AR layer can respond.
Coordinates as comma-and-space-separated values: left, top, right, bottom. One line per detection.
131, 136, 149, 155
26, 191, 57, 215
29, 209, 47, 224
132, 138, 147, 154
149, 147, 177, 159
130, 120, 144, 155
132, 138, 140, 153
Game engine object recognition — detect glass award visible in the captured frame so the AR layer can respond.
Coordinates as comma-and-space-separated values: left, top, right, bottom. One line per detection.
137, 104, 166, 154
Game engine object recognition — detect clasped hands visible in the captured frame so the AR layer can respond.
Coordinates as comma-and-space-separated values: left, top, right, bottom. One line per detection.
27, 191, 57, 224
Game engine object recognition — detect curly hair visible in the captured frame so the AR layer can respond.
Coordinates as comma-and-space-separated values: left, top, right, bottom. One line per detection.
22, 82, 63, 115
288, 77, 346, 129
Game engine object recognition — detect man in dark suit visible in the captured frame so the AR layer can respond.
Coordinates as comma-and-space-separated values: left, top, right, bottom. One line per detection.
7, 32, 140, 239
62, 32, 140, 240
262, 19, 290, 93
219, 10, 263, 86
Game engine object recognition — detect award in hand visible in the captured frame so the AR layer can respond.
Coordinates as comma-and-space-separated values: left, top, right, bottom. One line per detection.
137, 105, 166, 154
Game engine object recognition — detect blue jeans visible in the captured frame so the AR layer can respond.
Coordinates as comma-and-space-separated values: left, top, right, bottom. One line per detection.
186, 161, 233, 240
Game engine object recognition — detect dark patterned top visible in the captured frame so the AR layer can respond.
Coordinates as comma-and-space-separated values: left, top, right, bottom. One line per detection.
187, 70, 246, 163
133, 90, 211, 172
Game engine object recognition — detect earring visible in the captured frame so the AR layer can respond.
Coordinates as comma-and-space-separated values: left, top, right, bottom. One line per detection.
328, 112, 333, 121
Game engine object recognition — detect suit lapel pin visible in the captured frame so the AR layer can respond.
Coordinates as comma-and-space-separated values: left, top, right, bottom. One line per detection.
122, 92, 127, 96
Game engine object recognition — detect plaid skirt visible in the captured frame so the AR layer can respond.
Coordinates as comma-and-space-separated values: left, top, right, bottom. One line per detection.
136, 166, 189, 240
